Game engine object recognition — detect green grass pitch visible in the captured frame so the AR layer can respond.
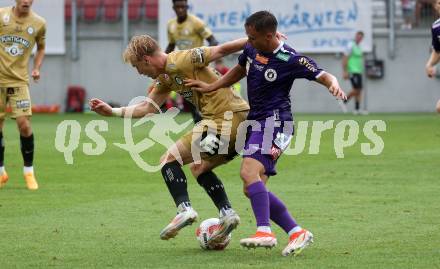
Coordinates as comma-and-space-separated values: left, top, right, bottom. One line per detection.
0, 113, 439, 268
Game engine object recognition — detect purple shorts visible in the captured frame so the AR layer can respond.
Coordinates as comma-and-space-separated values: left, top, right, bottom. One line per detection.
243, 120, 294, 176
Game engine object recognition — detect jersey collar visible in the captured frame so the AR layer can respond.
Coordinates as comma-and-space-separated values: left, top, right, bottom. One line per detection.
273, 41, 284, 54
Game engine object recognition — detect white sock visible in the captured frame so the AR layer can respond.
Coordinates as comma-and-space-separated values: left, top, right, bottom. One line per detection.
257, 226, 272, 234
288, 226, 303, 237
24, 166, 34, 174
0, 166, 4, 175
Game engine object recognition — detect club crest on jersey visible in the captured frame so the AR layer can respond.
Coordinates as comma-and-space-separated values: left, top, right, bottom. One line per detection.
4, 44, 23, 57
27, 27, 34, 35
264, 69, 277, 82
3, 13, 10, 23
181, 28, 190, 36
191, 48, 205, 64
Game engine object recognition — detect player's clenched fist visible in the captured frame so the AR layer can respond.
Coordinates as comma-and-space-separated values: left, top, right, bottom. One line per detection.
89, 98, 112, 116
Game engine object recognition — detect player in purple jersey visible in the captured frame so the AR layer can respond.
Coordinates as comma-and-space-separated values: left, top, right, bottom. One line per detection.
186, 11, 346, 256
425, 0, 440, 113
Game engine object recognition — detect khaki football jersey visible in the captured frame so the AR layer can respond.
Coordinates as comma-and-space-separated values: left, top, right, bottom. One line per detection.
156, 47, 249, 120
0, 7, 46, 87
167, 14, 212, 50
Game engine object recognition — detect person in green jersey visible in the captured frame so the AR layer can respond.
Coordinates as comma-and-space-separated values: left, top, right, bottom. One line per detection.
341, 31, 365, 115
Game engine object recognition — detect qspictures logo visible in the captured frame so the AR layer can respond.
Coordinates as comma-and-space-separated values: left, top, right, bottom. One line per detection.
55, 97, 387, 173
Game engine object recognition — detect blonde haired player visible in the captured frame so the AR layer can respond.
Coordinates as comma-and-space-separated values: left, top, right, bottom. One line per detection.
0, 0, 46, 190
90, 35, 249, 245
425, 0, 440, 113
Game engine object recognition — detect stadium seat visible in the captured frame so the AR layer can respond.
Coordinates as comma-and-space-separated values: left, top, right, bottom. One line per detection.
128, 0, 143, 21
82, 0, 102, 22
103, 0, 123, 22
65, 0, 72, 22
144, 0, 158, 21
65, 0, 83, 23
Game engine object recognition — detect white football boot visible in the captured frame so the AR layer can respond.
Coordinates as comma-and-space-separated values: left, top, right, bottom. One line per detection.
281, 229, 314, 257
208, 208, 240, 245
240, 231, 277, 249
160, 203, 198, 240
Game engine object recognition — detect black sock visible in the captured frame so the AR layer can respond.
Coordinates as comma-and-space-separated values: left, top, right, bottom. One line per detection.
161, 161, 190, 207
197, 171, 231, 211
0, 132, 4, 167
20, 134, 34, 167
355, 101, 360, 110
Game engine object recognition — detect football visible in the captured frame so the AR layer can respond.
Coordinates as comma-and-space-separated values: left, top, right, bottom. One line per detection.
196, 218, 231, 250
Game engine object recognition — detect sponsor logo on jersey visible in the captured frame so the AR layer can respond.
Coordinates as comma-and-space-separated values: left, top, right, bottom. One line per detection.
4, 44, 24, 56
276, 52, 291, 62
176, 40, 193, 50
298, 57, 317, 72
16, 99, 30, 109
264, 68, 277, 82
191, 48, 205, 64
253, 64, 264, 71
182, 90, 193, 99
255, 54, 269, 65
0, 35, 31, 48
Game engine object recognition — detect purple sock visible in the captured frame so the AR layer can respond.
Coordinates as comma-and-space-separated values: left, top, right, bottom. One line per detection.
247, 181, 270, 227
268, 192, 298, 233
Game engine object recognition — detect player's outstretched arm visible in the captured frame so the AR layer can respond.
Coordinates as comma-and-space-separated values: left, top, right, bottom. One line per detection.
184, 64, 246, 92
208, 38, 248, 63
316, 72, 347, 100
425, 50, 440, 78
89, 85, 170, 118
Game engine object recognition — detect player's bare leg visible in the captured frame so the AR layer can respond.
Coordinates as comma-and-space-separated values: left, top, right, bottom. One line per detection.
16, 116, 37, 190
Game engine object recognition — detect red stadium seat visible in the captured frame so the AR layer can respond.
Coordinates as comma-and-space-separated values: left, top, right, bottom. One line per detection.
103, 0, 123, 22
128, 0, 143, 21
144, 0, 158, 20
82, 0, 102, 22
65, 0, 72, 22
65, 0, 83, 23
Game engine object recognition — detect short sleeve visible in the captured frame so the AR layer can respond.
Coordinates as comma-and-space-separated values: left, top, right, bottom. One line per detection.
343, 41, 354, 56
432, 26, 440, 53
36, 22, 46, 48
194, 17, 213, 40
187, 47, 212, 68
290, 55, 324, 81
238, 43, 251, 67
167, 21, 175, 44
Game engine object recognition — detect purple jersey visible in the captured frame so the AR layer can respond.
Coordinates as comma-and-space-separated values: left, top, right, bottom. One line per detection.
432, 18, 440, 53
238, 42, 323, 121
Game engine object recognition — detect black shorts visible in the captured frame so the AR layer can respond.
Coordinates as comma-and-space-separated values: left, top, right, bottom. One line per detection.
350, 74, 363, 90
